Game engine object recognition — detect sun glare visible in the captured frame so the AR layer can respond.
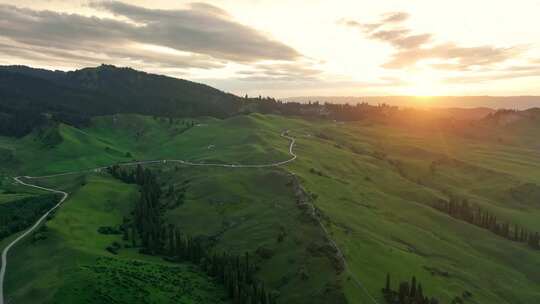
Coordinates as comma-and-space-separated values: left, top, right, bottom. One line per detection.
403, 70, 447, 99
402, 70, 444, 98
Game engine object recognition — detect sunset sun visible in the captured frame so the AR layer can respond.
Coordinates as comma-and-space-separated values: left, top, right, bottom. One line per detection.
404, 71, 442, 97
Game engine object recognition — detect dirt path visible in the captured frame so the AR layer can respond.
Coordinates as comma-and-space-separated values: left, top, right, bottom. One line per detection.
0, 131, 295, 304
1, 130, 377, 304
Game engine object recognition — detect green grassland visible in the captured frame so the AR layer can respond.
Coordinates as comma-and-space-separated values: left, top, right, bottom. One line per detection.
0, 193, 33, 204
282, 121, 540, 304
0, 175, 51, 204
3, 174, 228, 304
154, 164, 345, 303
0, 114, 292, 176
1, 112, 540, 304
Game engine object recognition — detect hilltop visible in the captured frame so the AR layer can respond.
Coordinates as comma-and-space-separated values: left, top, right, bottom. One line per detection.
0, 65, 242, 136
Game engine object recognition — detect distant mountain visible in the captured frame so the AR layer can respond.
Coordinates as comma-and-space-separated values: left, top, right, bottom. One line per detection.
0, 64, 241, 118
429, 107, 496, 120
286, 96, 540, 110
0, 65, 66, 82
482, 107, 540, 126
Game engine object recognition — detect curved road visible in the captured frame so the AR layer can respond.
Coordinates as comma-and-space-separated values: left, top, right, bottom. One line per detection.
0, 131, 295, 304
0, 178, 68, 304
0, 130, 376, 304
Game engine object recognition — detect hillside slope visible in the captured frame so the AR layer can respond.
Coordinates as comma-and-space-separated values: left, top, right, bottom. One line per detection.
1, 114, 539, 304
0, 65, 241, 134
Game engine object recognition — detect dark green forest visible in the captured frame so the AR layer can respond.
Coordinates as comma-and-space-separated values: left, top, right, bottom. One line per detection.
108, 165, 277, 304
0, 194, 60, 240
0, 65, 242, 136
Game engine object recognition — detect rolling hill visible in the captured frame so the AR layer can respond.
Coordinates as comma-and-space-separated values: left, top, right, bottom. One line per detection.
0, 112, 539, 304
1, 65, 540, 304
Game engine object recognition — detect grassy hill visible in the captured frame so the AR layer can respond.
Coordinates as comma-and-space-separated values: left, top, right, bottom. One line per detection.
4, 174, 229, 304
1, 112, 540, 303
282, 117, 540, 303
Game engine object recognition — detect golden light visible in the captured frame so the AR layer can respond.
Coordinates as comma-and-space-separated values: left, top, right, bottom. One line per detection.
403, 71, 442, 97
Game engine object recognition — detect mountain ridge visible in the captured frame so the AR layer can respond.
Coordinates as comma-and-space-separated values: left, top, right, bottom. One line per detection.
0, 64, 243, 136
0, 64, 242, 117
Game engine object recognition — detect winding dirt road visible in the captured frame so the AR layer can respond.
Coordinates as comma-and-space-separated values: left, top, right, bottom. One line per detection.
0, 178, 68, 304
0, 130, 377, 304
0, 131, 295, 304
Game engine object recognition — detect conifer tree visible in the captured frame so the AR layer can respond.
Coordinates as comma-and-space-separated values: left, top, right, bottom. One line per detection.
416, 283, 424, 303
410, 276, 417, 298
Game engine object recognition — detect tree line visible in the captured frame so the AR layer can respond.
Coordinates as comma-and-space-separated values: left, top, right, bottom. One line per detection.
0, 109, 46, 137
109, 165, 277, 304
0, 106, 90, 138
382, 273, 440, 304
433, 198, 540, 250
245, 96, 398, 121
0, 194, 59, 240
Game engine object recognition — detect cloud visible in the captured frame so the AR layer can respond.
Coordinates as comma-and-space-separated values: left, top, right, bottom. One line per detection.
340, 19, 362, 28
384, 43, 520, 69
90, 1, 300, 62
340, 11, 409, 33
381, 12, 409, 23
340, 12, 431, 50
342, 12, 521, 70
370, 29, 410, 41
391, 33, 433, 49
444, 65, 540, 84
370, 30, 432, 49
0, 38, 224, 70
204, 76, 407, 96
236, 62, 322, 81
0, 1, 301, 71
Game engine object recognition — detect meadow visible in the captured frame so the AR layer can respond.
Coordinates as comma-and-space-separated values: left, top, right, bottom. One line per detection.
1, 112, 539, 303
3, 173, 228, 304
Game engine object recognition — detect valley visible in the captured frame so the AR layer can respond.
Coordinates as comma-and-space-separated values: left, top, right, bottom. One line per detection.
1, 111, 539, 303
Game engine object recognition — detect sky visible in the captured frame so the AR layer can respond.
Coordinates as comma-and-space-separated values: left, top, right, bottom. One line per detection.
0, 0, 540, 98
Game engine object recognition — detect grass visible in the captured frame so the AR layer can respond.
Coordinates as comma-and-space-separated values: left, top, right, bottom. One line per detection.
280, 118, 540, 304
0, 114, 292, 176
1, 112, 540, 304
4, 174, 228, 304
54, 257, 228, 304
0, 176, 51, 205
0, 193, 33, 204
155, 164, 344, 303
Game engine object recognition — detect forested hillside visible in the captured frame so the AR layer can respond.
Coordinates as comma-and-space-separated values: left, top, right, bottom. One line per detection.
0, 65, 242, 136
